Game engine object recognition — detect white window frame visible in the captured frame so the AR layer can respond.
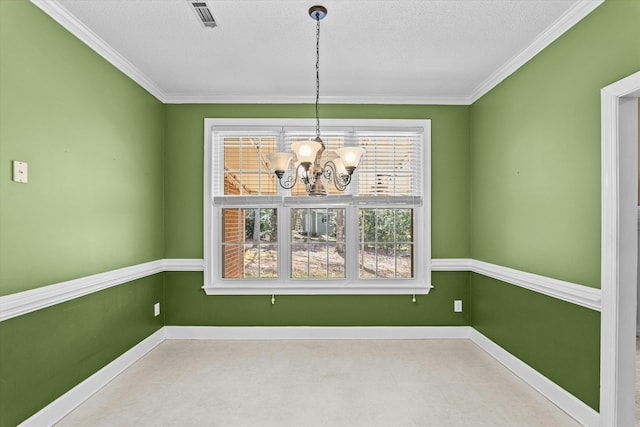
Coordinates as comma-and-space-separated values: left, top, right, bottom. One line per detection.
203, 118, 431, 295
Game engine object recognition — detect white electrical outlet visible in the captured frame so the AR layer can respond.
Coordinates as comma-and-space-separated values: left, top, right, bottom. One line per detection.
454, 300, 463, 313
154, 302, 160, 317
13, 161, 28, 183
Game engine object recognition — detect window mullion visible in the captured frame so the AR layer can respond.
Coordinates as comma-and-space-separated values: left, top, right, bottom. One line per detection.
304, 208, 311, 279
279, 205, 289, 286
346, 205, 359, 282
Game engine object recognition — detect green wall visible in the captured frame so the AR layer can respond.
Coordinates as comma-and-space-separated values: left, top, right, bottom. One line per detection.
470, 0, 640, 288
0, 1, 166, 425
470, 274, 600, 410
469, 0, 640, 411
0, 0, 165, 296
0, 275, 164, 427
165, 271, 469, 326
164, 104, 471, 325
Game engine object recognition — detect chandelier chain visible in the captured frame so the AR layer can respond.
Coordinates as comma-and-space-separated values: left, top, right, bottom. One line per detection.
315, 11, 321, 141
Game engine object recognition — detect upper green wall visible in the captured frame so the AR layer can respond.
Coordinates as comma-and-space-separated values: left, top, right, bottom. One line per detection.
164, 104, 470, 259
0, 0, 165, 295
470, 0, 640, 288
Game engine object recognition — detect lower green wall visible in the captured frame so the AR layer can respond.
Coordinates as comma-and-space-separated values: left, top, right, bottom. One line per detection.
470, 274, 601, 410
0, 275, 164, 427
166, 271, 469, 326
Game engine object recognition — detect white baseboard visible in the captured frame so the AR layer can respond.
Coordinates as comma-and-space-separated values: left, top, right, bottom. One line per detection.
470, 329, 600, 427
18, 328, 165, 427
17, 326, 599, 427
163, 326, 472, 340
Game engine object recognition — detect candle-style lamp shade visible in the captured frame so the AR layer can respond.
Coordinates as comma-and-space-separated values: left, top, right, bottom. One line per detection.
267, 153, 293, 177
336, 147, 365, 173
292, 140, 322, 163
331, 156, 348, 176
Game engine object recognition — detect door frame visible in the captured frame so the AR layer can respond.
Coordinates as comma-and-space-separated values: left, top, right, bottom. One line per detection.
600, 70, 640, 426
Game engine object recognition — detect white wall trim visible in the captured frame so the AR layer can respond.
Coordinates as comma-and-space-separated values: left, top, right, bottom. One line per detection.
18, 328, 165, 427
0, 261, 164, 322
599, 71, 640, 427
29, 0, 167, 102
432, 258, 602, 311
164, 326, 472, 340
470, 329, 600, 427
469, 259, 601, 311
163, 258, 205, 271
431, 258, 473, 271
2, 257, 601, 322
0, 259, 202, 322
202, 284, 433, 296
164, 95, 471, 105
468, 0, 604, 103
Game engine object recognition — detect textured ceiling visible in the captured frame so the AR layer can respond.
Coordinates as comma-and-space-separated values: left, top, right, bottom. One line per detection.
47, 0, 600, 103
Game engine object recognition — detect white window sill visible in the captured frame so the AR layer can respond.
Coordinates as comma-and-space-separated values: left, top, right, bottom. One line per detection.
202, 284, 433, 295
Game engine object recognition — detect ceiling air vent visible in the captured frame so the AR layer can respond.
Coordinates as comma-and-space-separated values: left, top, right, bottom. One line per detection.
187, 1, 217, 29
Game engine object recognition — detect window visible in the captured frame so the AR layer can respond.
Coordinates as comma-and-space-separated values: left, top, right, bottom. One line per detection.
204, 119, 431, 295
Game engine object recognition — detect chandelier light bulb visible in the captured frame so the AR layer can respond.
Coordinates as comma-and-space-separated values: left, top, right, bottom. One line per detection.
292, 140, 322, 163
299, 145, 312, 157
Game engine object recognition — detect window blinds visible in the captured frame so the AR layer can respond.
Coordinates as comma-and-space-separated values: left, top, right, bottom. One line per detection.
213, 127, 423, 202
355, 131, 422, 198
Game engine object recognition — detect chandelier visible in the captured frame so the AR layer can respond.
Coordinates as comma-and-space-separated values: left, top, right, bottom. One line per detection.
268, 5, 364, 197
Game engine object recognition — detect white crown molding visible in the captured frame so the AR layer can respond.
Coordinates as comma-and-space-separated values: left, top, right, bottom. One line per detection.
468, 0, 604, 103
470, 329, 599, 427
0, 259, 203, 322
163, 94, 472, 105
164, 326, 472, 340
431, 258, 602, 311
29, 0, 167, 102
18, 328, 165, 427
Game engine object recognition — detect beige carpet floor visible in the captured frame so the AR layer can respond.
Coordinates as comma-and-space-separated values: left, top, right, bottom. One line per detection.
57, 339, 579, 426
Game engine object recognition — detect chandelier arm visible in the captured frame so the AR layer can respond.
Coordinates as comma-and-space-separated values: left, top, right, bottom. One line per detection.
276, 165, 300, 190
322, 160, 351, 192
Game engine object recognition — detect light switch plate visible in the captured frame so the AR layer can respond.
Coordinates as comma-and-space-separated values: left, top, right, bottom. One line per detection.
454, 300, 463, 312
154, 303, 160, 317
13, 161, 28, 183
